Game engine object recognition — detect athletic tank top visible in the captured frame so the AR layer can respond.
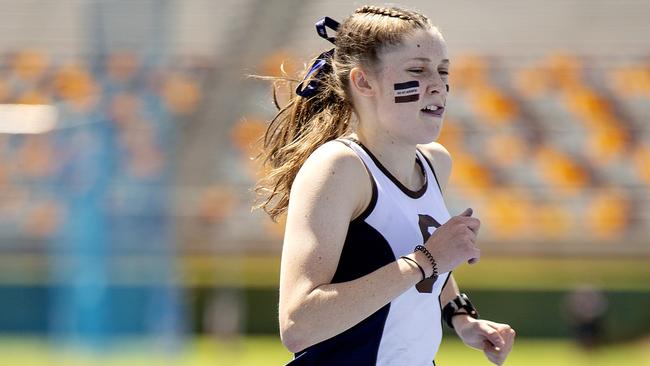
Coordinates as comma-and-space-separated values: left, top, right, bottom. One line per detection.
287, 138, 452, 366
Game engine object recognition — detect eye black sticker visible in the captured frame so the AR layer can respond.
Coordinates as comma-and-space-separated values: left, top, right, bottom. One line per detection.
394, 80, 420, 103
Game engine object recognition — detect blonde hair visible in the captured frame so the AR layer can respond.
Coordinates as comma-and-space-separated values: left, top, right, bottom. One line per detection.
255, 5, 433, 221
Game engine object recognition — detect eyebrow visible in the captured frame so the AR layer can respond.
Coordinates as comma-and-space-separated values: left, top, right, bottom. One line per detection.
409, 57, 450, 64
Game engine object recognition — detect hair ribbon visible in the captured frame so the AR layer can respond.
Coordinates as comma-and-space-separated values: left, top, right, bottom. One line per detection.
295, 17, 340, 98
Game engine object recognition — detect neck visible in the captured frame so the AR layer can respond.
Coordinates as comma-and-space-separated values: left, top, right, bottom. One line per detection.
351, 121, 422, 190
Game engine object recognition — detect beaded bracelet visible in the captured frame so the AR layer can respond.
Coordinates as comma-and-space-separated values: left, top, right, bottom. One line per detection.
414, 245, 438, 279
400, 256, 425, 281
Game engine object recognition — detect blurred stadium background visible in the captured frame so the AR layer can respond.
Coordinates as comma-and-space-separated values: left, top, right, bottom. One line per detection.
0, 0, 648, 365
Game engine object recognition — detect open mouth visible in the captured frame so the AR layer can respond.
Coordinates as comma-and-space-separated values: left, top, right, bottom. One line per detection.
420, 105, 445, 117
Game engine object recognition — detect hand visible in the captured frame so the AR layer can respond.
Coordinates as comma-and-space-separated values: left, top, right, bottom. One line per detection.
421, 208, 481, 274
454, 317, 516, 365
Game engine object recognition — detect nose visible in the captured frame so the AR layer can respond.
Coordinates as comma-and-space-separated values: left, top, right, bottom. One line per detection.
425, 78, 448, 95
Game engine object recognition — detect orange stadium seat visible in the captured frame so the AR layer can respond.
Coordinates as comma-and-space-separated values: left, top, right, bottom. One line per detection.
231, 118, 266, 155
448, 54, 490, 93
18, 135, 56, 178
544, 52, 584, 91
231, 117, 268, 178
607, 65, 650, 97
24, 200, 62, 239
12, 50, 50, 84
534, 201, 574, 240
533, 145, 591, 195
161, 72, 201, 115
197, 185, 238, 224
512, 66, 552, 98
633, 145, 650, 186
481, 186, 534, 240
583, 123, 629, 166
564, 86, 612, 127
435, 117, 464, 151
259, 50, 301, 78
470, 85, 519, 126
483, 131, 529, 168
15, 89, 51, 104
585, 188, 630, 240
122, 120, 165, 179
106, 51, 140, 84
0, 78, 10, 103
109, 91, 143, 126
53, 63, 99, 111
448, 151, 494, 189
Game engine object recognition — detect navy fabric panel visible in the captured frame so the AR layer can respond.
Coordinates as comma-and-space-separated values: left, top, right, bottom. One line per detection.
331, 218, 395, 284
287, 220, 396, 365
288, 304, 391, 366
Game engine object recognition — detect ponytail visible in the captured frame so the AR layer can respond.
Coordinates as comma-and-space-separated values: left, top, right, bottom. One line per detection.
254, 6, 433, 221
254, 47, 352, 221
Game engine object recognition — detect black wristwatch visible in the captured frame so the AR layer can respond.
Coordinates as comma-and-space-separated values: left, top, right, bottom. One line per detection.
442, 293, 479, 329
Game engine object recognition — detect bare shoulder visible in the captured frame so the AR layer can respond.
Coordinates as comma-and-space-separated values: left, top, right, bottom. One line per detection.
281, 139, 371, 291
417, 142, 452, 192
290, 139, 371, 220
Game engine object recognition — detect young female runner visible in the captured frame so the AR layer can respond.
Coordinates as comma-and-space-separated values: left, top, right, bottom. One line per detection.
256, 5, 516, 365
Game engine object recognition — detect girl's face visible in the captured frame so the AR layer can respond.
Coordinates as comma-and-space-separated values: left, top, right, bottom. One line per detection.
369, 28, 449, 145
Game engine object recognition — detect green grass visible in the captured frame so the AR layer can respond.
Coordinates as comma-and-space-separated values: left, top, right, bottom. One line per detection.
1, 335, 649, 366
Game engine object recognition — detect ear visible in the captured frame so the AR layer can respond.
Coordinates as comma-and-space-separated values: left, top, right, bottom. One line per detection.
349, 67, 375, 97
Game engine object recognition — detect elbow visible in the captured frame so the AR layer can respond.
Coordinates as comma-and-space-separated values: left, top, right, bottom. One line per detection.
280, 313, 309, 353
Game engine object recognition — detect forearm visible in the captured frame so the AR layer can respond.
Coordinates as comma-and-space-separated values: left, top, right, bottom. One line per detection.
281, 254, 423, 352
440, 274, 475, 333
440, 273, 461, 305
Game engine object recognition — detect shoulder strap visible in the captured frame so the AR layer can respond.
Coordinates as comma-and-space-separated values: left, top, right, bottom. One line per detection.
416, 148, 443, 195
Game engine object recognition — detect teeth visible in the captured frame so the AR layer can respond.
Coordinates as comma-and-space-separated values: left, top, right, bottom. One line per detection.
423, 105, 440, 111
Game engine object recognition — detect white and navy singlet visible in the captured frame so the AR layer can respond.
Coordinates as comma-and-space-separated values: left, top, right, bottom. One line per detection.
287, 138, 452, 366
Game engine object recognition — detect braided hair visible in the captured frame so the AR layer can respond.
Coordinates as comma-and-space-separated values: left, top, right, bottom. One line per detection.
355, 5, 416, 21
